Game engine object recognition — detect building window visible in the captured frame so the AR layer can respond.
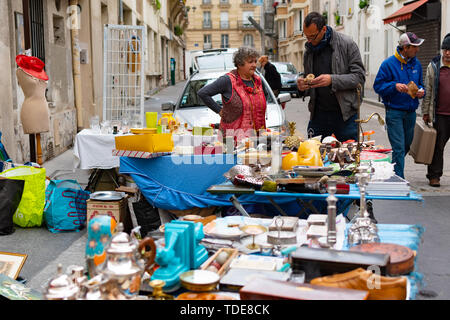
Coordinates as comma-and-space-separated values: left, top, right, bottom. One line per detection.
221, 34, 229, 48
295, 10, 303, 34
364, 36, 370, 73
279, 20, 287, 39
203, 11, 211, 28
220, 12, 229, 29
243, 34, 254, 47
242, 11, 254, 27
204, 34, 212, 49
384, 29, 392, 59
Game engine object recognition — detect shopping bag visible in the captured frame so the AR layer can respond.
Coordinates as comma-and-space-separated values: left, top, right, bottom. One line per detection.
0, 166, 46, 227
0, 177, 25, 235
44, 179, 91, 233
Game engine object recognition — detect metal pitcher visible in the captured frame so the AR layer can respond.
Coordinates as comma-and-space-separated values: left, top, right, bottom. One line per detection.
96, 223, 156, 299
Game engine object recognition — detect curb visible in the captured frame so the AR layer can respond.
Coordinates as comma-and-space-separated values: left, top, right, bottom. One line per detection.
363, 98, 384, 108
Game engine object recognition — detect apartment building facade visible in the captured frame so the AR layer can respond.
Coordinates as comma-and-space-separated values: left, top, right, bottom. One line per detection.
274, 0, 446, 94
0, 0, 188, 164
184, 0, 263, 52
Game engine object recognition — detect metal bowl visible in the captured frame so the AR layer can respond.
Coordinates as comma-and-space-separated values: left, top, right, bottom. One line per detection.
179, 270, 220, 292
90, 191, 125, 201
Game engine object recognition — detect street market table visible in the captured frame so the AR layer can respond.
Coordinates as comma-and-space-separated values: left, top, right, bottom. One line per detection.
73, 129, 122, 169
73, 129, 126, 191
119, 154, 423, 219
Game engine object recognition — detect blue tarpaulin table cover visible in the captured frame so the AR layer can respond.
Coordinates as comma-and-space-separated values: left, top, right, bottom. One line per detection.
119, 155, 422, 213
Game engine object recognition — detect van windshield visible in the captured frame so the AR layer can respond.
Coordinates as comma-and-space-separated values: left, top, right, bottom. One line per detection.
179, 78, 275, 109
196, 54, 235, 70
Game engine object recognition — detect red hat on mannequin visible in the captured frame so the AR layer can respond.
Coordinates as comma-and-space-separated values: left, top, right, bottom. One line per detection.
16, 54, 49, 81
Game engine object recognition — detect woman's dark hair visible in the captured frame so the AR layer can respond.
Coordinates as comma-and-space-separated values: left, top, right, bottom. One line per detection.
304, 12, 326, 30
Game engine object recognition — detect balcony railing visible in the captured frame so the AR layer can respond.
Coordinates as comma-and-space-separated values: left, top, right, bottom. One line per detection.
203, 42, 212, 49
237, 19, 258, 29
220, 21, 229, 29
203, 20, 212, 28
202, 0, 211, 4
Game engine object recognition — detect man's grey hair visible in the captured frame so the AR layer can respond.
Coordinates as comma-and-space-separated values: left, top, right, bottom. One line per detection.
233, 47, 260, 67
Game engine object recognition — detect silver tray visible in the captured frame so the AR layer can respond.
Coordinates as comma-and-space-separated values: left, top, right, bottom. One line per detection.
90, 191, 125, 201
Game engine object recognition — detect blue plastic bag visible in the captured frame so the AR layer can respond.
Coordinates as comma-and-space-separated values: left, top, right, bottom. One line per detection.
44, 179, 90, 233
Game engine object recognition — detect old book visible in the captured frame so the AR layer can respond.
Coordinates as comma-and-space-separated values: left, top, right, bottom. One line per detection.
239, 278, 369, 300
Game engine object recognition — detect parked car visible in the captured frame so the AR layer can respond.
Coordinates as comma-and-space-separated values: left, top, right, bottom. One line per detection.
161, 69, 290, 131
272, 62, 304, 98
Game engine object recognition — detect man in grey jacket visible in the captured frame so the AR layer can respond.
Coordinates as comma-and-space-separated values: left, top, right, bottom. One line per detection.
421, 33, 450, 187
297, 12, 365, 142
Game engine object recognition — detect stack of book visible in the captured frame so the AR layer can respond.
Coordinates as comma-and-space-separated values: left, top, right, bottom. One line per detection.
365, 175, 410, 197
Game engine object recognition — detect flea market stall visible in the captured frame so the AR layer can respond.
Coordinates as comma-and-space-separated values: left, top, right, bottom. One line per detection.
0, 112, 425, 301
68, 109, 424, 301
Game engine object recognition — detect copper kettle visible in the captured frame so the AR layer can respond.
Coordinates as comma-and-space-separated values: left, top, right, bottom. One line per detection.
96, 223, 156, 299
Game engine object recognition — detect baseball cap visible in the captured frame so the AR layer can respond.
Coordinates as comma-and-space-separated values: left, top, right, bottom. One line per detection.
399, 32, 424, 47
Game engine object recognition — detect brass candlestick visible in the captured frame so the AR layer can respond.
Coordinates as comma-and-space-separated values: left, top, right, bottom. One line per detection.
354, 84, 385, 168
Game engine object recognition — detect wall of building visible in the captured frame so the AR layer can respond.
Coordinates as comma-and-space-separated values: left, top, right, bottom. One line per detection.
184, 0, 262, 52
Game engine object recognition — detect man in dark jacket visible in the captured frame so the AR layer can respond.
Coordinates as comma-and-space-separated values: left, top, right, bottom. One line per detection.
258, 55, 282, 97
297, 12, 365, 142
421, 33, 450, 187
373, 32, 425, 179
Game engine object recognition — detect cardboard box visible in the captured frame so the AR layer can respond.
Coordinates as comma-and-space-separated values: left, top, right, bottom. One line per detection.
86, 198, 131, 232
114, 133, 173, 153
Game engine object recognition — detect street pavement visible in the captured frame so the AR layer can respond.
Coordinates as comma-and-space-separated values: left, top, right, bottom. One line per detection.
1, 81, 449, 299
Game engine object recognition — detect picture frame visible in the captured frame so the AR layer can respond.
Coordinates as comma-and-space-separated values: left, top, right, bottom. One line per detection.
0, 252, 27, 280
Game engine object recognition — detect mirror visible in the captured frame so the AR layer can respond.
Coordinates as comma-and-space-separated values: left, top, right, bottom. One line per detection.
161, 102, 175, 111
277, 93, 291, 104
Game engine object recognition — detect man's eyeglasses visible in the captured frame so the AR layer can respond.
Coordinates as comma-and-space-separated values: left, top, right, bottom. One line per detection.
302, 31, 320, 41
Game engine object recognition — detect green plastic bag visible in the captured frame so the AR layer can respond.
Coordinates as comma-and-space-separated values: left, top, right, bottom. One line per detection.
0, 166, 46, 227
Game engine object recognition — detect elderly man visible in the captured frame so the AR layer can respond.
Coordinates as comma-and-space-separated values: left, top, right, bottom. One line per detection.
422, 33, 450, 187
373, 32, 425, 179
297, 12, 365, 142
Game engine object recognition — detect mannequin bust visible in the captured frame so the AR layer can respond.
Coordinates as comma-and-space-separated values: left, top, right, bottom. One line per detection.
16, 67, 50, 134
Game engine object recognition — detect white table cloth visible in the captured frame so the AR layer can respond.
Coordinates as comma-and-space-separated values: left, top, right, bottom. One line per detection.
73, 129, 123, 169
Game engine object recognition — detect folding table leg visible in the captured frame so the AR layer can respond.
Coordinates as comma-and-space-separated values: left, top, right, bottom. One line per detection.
229, 195, 250, 217
295, 198, 321, 216
266, 196, 288, 216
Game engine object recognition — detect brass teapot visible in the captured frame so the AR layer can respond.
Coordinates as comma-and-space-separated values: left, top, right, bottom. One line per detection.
96, 223, 156, 299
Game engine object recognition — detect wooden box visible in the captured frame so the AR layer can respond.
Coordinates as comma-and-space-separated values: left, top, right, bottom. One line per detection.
86, 197, 131, 232
200, 248, 239, 277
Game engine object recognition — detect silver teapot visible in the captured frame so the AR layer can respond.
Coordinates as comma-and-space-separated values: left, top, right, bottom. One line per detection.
96, 223, 156, 299
44, 264, 80, 300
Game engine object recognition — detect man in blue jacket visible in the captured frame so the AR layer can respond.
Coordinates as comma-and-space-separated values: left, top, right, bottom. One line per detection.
373, 32, 425, 179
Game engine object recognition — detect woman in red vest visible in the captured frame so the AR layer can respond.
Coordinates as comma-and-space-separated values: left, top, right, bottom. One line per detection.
197, 47, 267, 142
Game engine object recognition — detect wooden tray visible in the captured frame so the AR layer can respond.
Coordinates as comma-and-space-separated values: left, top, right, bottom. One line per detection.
350, 243, 416, 276
200, 248, 239, 277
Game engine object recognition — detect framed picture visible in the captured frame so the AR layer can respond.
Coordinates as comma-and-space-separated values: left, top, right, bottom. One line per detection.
0, 252, 27, 280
